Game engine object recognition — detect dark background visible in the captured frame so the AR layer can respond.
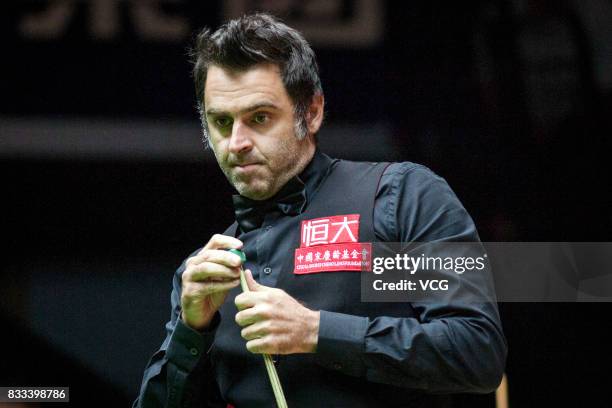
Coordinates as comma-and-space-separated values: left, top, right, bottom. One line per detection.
2, 0, 612, 406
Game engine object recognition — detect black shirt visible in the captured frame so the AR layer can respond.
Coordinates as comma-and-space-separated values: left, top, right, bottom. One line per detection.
134, 150, 506, 407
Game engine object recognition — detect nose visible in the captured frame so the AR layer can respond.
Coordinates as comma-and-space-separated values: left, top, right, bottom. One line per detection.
228, 121, 253, 155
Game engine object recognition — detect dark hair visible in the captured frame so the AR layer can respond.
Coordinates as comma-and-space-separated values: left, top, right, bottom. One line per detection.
191, 13, 323, 142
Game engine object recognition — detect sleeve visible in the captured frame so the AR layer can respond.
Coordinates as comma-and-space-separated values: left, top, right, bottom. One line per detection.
133, 254, 226, 408
315, 163, 507, 394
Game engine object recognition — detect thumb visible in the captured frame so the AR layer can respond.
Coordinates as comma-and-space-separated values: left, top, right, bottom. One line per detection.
243, 269, 261, 292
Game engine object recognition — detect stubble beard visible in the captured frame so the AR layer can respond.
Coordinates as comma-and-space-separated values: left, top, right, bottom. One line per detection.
216, 137, 311, 201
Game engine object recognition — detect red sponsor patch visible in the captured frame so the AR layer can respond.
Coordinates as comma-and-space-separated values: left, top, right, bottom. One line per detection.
300, 214, 360, 247
294, 242, 371, 274
295, 214, 371, 274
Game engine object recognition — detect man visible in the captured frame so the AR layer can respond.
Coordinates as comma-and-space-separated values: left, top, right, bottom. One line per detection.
135, 13, 506, 407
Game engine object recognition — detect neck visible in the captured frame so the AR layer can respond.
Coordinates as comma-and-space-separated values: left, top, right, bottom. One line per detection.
292, 143, 316, 181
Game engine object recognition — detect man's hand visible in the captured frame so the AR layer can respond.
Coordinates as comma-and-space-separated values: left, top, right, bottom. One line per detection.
234, 269, 320, 354
181, 234, 243, 331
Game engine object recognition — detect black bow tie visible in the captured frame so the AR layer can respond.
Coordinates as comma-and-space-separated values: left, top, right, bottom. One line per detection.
232, 177, 307, 233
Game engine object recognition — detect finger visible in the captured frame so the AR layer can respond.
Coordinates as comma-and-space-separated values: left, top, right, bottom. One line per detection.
244, 269, 261, 292
240, 320, 270, 340
203, 234, 243, 251
234, 291, 269, 311
187, 262, 240, 282
187, 249, 243, 269
235, 306, 266, 327
208, 279, 241, 294
246, 337, 268, 354
184, 279, 240, 297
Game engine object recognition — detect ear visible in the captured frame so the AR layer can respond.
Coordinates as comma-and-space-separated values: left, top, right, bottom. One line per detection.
306, 93, 325, 135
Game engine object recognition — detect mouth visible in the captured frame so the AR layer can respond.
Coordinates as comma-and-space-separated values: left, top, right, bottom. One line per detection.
232, 163, 262, 175
234, 163, 261, 170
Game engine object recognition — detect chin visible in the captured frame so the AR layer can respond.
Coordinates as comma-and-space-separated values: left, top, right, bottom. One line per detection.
234, 181, 273, 200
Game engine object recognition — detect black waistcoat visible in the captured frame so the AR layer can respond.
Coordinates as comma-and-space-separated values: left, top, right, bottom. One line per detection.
211, 159, 444, 407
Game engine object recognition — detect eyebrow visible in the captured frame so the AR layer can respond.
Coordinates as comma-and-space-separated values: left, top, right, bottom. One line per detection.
205, 102, 279, 116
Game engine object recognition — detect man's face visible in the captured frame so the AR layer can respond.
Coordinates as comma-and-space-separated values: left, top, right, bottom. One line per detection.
204, 63, 316, 200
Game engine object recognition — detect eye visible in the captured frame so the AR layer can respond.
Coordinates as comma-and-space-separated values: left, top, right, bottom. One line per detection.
252, 113, 269, 125
214, 116, 232, 128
